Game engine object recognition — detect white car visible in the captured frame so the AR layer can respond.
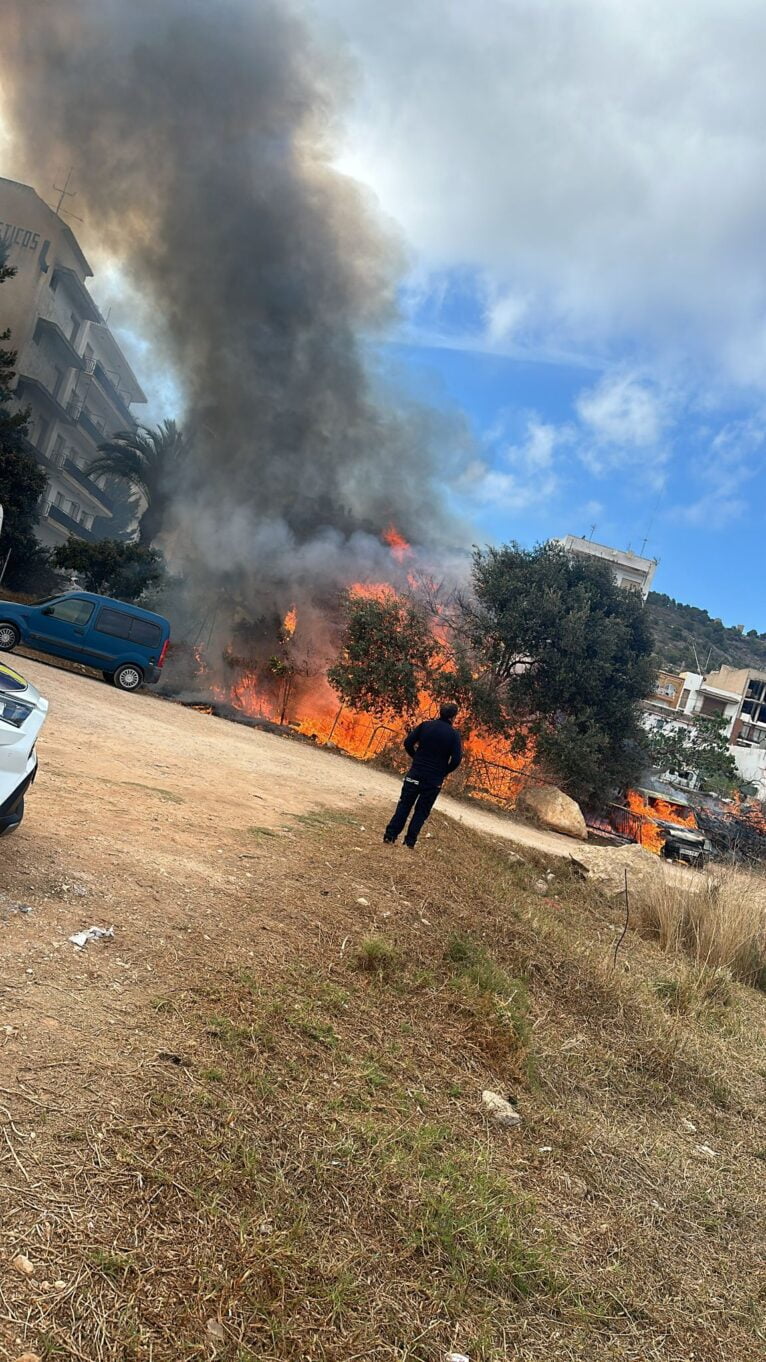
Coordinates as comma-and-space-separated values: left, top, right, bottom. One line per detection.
0, 660, 48, 835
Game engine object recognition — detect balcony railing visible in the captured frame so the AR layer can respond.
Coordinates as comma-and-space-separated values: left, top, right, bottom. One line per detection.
63, 459, 113, 513
93, 361, 134, 425
46, 504, 96, 542
75, 406, 108, 445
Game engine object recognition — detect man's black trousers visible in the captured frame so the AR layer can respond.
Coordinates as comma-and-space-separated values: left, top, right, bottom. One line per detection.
385, 775, 441, 846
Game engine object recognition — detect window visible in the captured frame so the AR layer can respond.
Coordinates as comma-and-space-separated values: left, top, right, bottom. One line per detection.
52, 366, 65, 401
130, 618, 162, 647
45, 599, 94, 627
69, 500, 80, 519
35, 417, 51, 454
95, 608, 161, 648
54, 492, 65, 509
52, 434, 66, 467
70, 314, 80, 344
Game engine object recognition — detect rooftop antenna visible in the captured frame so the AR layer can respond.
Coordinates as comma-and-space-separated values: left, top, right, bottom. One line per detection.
587, 523, 596, 540
51, 167, 83, 224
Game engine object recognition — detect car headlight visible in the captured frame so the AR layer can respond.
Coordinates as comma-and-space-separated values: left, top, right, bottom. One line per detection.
0, 696, 35, 728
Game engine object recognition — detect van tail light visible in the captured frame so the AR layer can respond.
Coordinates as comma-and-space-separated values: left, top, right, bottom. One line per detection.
158, 639, 169, 669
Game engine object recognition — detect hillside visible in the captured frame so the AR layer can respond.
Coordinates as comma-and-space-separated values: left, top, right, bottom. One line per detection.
647, 591, 766, 674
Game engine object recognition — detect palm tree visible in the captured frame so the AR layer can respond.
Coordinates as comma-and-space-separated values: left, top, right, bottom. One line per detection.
87, 419, 187, 546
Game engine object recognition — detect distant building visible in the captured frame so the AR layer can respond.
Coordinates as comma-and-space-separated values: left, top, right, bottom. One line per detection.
642, 663, 766, 798
0, 177, 146, 546
560, 535, 657, 600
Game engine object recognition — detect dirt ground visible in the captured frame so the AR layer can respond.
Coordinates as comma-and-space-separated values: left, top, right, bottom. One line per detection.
0, 657, 763, 1361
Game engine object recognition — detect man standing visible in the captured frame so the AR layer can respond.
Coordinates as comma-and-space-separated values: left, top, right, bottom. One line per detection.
383, 702, 462, 848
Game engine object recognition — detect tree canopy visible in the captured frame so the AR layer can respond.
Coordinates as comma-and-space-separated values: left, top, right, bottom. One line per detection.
53, 538, 164, 602
646, 712, 745, 798
328, 542, 657, 804
0, 246, 59, 593
328, 591, 436, 718
87, 419, 187, 545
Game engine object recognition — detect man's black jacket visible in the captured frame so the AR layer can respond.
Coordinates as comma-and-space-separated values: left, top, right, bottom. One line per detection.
403, 718, 462, 787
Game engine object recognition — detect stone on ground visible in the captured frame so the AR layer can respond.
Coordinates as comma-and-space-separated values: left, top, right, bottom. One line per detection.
517, 784, 588, 840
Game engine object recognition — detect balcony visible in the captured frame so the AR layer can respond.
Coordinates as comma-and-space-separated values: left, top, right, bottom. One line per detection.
93, 361, 134, 425
15, 374, 73, 426
33, 317, 84, 370
50, 266, 101, 322
46, 504, 96, 542
63, 459, 113, 514
75, 406, 109, 445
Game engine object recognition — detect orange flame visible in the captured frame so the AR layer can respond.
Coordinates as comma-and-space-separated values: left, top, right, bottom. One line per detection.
730, 792, 766, 835
348, 582, 398, 603
283, 606, 297, 638
382, 524, 411, 562
626, 789, 697, 855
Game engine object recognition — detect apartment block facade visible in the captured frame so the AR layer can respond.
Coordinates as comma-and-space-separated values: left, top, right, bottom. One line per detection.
1, 177, 145, 546
642, 663, 766, 798
560, 535, 657, 599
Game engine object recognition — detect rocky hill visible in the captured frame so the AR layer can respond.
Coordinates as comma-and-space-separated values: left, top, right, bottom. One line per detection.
647, 591, 766, 674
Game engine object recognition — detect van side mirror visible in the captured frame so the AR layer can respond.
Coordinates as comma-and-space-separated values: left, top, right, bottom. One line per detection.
41, 607, 54, 616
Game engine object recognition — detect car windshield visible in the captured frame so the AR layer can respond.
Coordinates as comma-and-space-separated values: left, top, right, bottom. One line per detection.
32, 595, 63, 606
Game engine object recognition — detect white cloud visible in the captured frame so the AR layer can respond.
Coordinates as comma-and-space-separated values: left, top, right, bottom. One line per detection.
457, 416, 566, 510
483, 288, 529, 347
577, 373, 666, 448
323, 0, 766, 386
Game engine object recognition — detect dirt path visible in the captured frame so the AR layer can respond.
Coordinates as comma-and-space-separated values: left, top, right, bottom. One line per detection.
21, 654, 585, 852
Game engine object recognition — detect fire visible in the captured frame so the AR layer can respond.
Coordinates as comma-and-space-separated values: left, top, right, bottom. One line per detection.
283, 605, 297, 638
382, 524, 411, 562
348, 582, 398, 602
731, 792, 766, 835
626, 789, 697, 855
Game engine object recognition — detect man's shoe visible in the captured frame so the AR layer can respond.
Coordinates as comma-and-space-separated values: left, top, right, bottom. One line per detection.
383, 834, 396, 844
404, 840, 416, 850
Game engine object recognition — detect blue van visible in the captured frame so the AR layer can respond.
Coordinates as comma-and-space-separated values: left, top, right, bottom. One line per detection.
0, 592, 171, 692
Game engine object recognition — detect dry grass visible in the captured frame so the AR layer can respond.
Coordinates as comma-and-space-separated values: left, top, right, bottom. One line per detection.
0, 812, 764, 1361
638, 866, 766, 987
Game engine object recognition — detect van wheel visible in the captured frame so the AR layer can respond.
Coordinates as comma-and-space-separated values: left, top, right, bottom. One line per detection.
113, 664, 143, 692
0, 623, 20, 651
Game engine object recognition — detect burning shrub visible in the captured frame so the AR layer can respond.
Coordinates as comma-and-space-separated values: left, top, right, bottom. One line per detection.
328, 589, 437, 718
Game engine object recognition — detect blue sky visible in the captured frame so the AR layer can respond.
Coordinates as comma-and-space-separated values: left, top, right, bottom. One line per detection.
321, 0, 766, 631
386, 286, 766, 629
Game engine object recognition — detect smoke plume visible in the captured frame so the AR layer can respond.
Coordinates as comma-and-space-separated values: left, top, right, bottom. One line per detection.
2, 0, 464, 625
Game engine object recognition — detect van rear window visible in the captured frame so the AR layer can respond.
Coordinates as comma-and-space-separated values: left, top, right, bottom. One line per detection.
96, 607, 162, 648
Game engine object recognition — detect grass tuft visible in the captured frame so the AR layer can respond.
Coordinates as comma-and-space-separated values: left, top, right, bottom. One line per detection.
639, 869, 766, 987
355, 935, 399, 978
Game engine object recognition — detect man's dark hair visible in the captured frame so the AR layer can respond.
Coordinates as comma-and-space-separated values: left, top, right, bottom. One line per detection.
439, 702, 459, 723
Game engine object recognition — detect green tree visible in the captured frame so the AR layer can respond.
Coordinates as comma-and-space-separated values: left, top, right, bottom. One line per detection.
454, 543, 655, 802
647, 713, 743, 797
87, 419, 187, 545
52, 538, 164, 602
0, 245, 59, 593
328, 590, 436, 717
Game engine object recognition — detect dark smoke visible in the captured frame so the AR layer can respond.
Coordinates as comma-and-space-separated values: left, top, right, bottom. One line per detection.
2, 0, 465, 623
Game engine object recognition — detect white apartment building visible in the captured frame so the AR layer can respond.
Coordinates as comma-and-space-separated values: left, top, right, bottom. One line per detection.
1, 177, 145, 546
560, 535, 657, 599
642, 663, 766, 798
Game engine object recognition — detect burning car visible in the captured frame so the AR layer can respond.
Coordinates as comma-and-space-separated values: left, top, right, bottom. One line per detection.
0, 660, 48, 835
657, 822, 711, 869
